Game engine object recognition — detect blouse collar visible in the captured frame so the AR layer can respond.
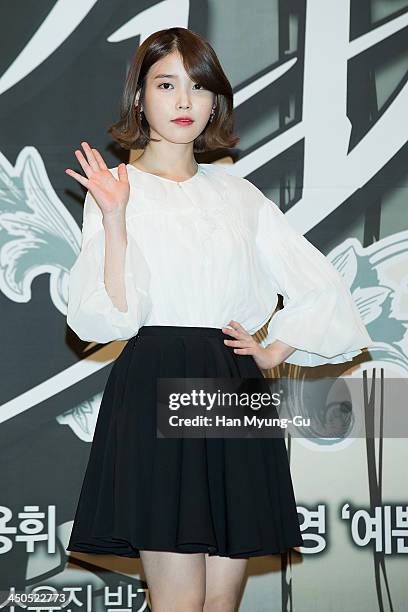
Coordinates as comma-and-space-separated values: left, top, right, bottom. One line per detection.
127, 162, 203, 186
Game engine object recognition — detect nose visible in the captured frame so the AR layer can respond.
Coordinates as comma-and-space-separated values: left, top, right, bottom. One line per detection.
176, 103, 191, 111
176, 89, 192, 110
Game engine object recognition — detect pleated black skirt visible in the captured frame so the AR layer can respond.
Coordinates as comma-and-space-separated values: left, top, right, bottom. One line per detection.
66, 325, 304, 558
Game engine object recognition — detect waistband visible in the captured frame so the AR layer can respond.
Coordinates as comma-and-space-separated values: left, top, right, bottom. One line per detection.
137, 325, 228, 338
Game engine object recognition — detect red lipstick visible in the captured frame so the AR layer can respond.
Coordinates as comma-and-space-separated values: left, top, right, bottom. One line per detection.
172, 117, 194, 126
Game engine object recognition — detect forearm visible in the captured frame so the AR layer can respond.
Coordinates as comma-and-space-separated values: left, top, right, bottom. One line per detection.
265, 339, 296, 367
102, 211, 128, 312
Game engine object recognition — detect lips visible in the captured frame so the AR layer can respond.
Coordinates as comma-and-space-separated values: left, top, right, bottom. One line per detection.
172, 118, 194, 125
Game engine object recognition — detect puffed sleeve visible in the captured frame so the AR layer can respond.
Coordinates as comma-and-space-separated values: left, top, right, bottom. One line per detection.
67, 189, 152, 343
250, 184, 373, 367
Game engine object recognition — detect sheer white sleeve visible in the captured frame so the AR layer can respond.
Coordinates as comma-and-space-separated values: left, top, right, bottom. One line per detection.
67, 190, 152, 343
254, 192, 373, 367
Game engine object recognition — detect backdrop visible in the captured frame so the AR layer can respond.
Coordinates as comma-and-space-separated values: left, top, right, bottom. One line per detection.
1, 1, 407, 611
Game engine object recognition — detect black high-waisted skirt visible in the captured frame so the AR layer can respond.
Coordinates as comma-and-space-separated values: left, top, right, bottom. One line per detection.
66, 325, 304, 558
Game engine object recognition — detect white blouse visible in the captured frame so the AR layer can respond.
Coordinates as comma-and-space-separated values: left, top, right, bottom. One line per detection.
66, 162, 373, 367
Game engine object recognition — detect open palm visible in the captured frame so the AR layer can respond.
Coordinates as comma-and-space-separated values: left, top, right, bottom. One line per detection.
65, 141, 130, 217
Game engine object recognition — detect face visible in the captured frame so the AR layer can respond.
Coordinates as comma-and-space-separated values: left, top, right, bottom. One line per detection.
136, 50, 216, 145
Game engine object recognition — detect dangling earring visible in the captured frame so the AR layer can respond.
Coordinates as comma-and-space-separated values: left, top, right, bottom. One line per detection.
209, 106, 216, 123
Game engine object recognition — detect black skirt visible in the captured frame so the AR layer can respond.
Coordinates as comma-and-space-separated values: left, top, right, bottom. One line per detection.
66, 325, 304, 558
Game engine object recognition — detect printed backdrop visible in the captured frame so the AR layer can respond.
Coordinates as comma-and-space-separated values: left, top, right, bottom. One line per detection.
1, 1, 407, 611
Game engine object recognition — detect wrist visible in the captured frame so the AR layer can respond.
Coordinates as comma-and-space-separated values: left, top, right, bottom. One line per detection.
265, 339, 296, 362
102, 209, 126, 227
102, 205, 126, 219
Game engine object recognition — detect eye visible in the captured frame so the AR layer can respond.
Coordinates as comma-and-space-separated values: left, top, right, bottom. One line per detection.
157, 81, 206, 90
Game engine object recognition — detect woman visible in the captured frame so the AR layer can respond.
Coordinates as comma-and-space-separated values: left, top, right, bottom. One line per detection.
65, 27, 372, 612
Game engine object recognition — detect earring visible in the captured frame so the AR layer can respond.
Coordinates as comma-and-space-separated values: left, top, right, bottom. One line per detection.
135, 104, 143, 121
209, 106, 216, 123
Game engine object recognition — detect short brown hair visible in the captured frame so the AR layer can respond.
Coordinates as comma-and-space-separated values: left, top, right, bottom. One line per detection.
107, 27, 239, 153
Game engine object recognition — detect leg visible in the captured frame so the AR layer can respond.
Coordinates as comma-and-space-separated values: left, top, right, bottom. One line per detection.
139, 550, 206, 612
203, 554, 249, 612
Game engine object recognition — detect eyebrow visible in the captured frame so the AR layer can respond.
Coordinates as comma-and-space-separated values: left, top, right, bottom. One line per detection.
153, 73, 179, 79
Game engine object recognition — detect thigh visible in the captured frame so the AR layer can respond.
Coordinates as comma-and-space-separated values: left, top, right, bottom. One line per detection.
139, 550, 206, 612
204, 554, 249, 611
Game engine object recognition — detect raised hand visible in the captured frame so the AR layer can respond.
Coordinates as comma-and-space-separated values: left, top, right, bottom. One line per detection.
65, 141, 130, 218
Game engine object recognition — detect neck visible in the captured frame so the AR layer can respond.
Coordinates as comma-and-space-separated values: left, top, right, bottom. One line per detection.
131, 151, 198, 181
